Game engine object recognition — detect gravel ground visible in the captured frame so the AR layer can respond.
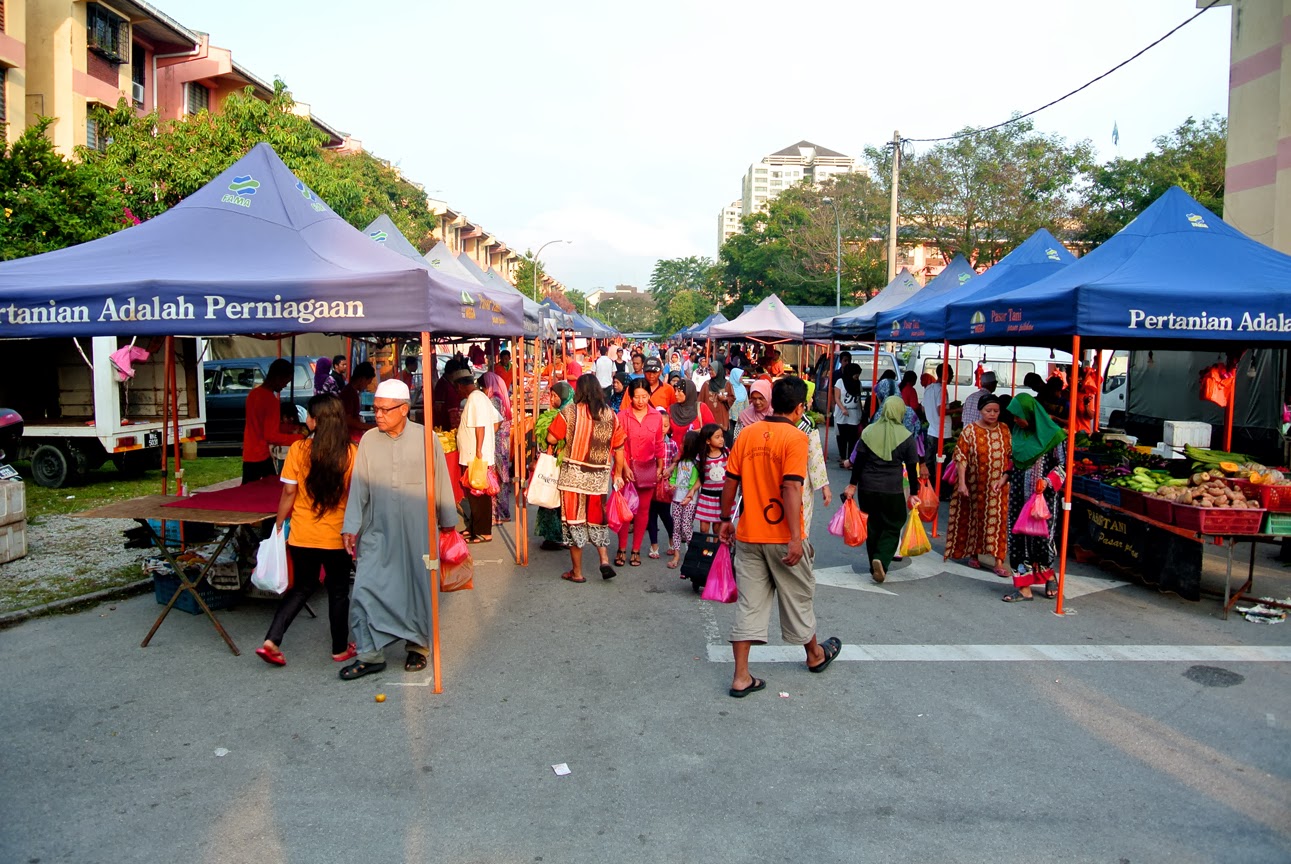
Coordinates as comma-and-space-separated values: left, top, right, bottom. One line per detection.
0, 515, 142, 613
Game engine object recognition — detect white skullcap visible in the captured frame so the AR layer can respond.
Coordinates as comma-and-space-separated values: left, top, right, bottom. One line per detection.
374, 379, 411, 401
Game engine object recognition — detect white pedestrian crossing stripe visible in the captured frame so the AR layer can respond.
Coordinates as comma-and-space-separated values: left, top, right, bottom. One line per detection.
813, 554, 1129, 599
706, 644, 1291, 663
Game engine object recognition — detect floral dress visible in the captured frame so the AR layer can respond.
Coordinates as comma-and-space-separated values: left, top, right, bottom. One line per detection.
694, 450, 729, 523
945, 422, 1012, 562
797, 419, 830, 532
1007, 444, 1066, 577
490, 394, 513, 522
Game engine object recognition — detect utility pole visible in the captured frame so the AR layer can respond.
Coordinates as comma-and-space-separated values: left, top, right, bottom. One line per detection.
887, 129, 900, 284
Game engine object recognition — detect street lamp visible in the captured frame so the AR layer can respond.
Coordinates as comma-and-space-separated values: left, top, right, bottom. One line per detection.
533, 239, 572, 301
822, 197, 841, 312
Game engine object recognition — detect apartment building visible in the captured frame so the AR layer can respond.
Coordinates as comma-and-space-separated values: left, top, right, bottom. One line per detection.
716, 199, 741, 249
739, 140, 856, 217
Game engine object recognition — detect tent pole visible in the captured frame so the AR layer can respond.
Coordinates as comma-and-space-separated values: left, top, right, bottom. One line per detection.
421, 332, 443, 693
823, 341, 834, 461
1010, 346, 1017, 396
1224, 391, 1235, 452
161, 336, 172, 496
870, 342, 880, 416
514, 336, 524, 566
171, 342, 181, 485
933, 339, 949, 538
1092, 349, 1104, 432
1055, 335, 1081, 617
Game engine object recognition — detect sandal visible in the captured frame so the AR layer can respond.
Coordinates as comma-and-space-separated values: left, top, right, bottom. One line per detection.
729, 677, 766, 698
599, 564, 617, 580
339, 660, 387, 680
561, 571, 586, 584
993, 565, 1012, 579
648, 547, 661, 559
1002, 589, 1033, 602
255, 646, 286, 667
614, 550, 627, 567
808, 636, 842, 673
630, 552, 642, 567
1044, 578, 1058, 600
332, 643, 357, 663
466, 535, 492, 544
404, 652, 428, 672
964, 558, 984, 570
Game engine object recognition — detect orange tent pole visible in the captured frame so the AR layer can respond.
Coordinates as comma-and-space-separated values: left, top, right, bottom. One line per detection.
1054, 335, 1081, 617
421, 333, 443, 693
870, 342, 880, 396
513, 336, 524, 566
932, 340, 950, 538
822, 341, 834, 460
1092, 349, 1104, 431
1224, 391, 1236, 452
160, 336, 172, 496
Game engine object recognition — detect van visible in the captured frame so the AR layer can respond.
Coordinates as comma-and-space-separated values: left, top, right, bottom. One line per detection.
904, 343, 1073, 405
1099, 350, 1129, 426
814, 343, 902, 412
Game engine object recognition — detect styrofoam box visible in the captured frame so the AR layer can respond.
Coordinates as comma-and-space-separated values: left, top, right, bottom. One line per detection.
0, 480, 26, 528
0, 520, 28, 564
1163, 420, 1212, 449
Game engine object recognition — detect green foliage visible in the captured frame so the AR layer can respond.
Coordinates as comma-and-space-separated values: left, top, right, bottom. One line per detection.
512, 252, 549, 302
648, 256, 722, 311
0, 119, 128, 261
1076, 115, 1226, 246
662, 289, 705, 335
597, 293, 659, 333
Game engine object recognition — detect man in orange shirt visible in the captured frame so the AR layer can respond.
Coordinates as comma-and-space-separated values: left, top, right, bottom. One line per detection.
242, 358, 305, 484
642, 357, 676, 409
717, 376, 841, 698
493, 349, 514, 389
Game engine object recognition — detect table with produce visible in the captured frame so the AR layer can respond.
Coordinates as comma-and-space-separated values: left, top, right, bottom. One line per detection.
1067, 434, 1290, 605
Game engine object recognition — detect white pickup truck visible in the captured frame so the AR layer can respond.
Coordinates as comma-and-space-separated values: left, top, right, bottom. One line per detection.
8, 336, 207, 487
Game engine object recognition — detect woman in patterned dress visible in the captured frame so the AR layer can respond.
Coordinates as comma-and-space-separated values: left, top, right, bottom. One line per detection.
946, 394, 1013, 577
534, 382, 573, 551
547, 374, 627, 583
1002, 393, 1067, 602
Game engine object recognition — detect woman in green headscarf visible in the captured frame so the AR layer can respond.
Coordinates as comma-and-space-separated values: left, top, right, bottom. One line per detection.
1002, 392, 1067, 601
534, 382, 574, 550
843, 395, 927, 584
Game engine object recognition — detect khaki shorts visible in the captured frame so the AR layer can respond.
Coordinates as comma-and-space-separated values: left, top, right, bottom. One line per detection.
729, 541, 816, 646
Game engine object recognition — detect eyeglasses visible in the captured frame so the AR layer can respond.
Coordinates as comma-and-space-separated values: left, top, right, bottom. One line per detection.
373, 405, 407, 415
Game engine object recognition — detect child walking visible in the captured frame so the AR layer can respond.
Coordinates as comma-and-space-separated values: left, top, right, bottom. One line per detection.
669, 430, 702, 571
693, 423, 729, 535
649, 408, 680, 565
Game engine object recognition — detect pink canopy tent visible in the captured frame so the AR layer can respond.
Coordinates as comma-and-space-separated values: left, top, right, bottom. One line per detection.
708, 293, 804, 344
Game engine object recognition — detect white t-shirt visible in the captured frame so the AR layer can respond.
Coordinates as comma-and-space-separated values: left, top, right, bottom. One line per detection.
457, 389, 503, 466
833, 379, 861, 425
594, 355, 616, 388
692, 369, 711, 391
922, 382, 947, 439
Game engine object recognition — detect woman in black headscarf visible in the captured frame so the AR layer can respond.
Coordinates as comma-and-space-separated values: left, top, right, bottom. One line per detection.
698, 360, 735, 443
667, 378, 715, 450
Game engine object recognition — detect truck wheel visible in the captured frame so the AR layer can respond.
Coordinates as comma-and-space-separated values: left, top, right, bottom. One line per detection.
31, 444, 75, 488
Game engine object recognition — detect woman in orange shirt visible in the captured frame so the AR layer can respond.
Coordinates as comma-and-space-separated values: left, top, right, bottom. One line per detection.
256, 394, 358, 667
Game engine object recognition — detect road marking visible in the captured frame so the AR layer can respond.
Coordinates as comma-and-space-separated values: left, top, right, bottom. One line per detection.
815, 555, 1129, 598
813, 566, 897, 595
705, 644, 1291, 663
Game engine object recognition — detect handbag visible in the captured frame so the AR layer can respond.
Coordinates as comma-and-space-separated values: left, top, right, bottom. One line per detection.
250, 524, 289, 595
631, 458, 658, 487
527, 453, 561, 509
700, 544, 737, 603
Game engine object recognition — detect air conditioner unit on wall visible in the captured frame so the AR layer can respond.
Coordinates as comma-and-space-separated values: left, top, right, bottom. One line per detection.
131, 81, 145, 104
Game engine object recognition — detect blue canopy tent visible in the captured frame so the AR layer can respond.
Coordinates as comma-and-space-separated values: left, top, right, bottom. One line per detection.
803, 268, 924, 341
684, 312, 729, 341
0, 143, 524, 339
872, 253, 985, 342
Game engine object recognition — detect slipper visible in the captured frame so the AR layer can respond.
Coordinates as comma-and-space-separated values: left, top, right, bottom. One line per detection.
728, 677, 766, 698
1044, 578, 1058, 600
871, 559, 886, 584
466, 536, 492, 544
255, 646, 286, 667
648, 548, 661, 559
1002, 589, 1033, 603
561, 571, 586, 584
600, 564, 617, 580
964, 558, 984, 570
332, 643, 357, 663
339, 660, 386, 680
404, 652, 428, 673
993, 566, 1012, 579
808, 636, 842, 673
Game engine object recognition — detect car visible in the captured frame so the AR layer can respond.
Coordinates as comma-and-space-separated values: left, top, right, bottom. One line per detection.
201, 357, 316, 451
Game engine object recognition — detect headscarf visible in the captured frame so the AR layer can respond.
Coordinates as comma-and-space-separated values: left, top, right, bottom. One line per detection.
535, 382, 574, 456
608, 372, 630, 412
707, 360, 727, 388
313, 357, 335, 393
737, 379, 773, 428
1007, 392, 1065, 468
841, 363, 861, 398
479, 372, 510, 421
669, 379, 700, 427
729, 367, 747, 401
861, 396, 913, 461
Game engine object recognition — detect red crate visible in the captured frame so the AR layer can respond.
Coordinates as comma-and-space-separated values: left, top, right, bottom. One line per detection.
1171, 503, 1265, 535
1232, 479, 1291, 512
1142, 495, 1174, 525
1118, 489, 1146, 515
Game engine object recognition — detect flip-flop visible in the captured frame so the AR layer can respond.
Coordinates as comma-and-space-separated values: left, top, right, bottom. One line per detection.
339, 660, 386, 680
808, 636, 842, 673
1044, 578, 1058, 599
1002, 589, 1034, 602
993, 566, 1012, 579
964, 558, 984, 570
255, 646, 286, 667
561, 571, 586, 584
600, 564, 617, 580
728, 677, 766, 698
648, 549, 661, 559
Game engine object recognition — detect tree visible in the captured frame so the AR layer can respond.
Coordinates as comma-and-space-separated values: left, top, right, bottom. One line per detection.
512, 251, 549, 302
1076, 114, 1226, 246
564, 288, 590, 316
662, 289, 704, 335
867, 117, 1093, 265
0, 119, 128, 261
648, 256, 723, 311
597, 294, 659, 333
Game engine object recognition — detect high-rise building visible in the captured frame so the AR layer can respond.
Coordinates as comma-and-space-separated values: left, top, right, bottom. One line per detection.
717, 200, 742, 249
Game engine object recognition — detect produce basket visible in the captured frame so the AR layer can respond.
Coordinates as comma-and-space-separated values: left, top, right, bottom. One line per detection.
1142, 495, 1174, 525
1072, 476, 1096, 497
151, 570, 238, 616
1098, 483, 1122, 508
1118, 489, 1146, 515
1232, 479, 1291, 513
1171, 503, 1265, 536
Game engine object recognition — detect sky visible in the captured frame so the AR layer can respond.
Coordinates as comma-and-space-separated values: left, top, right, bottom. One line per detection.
154, 0, 1232, 293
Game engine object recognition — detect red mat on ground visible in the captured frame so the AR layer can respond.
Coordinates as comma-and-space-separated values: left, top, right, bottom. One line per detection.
163, 476, 282, 513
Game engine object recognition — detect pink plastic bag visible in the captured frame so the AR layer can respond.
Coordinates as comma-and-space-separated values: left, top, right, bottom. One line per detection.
700, 544, 737, 603
942, 460, 958, 485
622, 483, 640, 515
439, 529, 469, 566
608, 488, 634, 532
827, 505, 847, 538
1012, 492, 1051, 537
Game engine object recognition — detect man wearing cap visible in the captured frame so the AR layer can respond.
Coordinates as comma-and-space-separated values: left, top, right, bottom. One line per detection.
642, 357, 677, 409
339, 379, 460, 680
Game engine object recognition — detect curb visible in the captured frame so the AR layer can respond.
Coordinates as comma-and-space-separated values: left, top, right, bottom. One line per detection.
0, 578, 153, 630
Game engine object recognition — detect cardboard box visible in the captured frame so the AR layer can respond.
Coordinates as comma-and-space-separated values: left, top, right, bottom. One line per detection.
0, 520, 28, 564
0, 480, 26, 528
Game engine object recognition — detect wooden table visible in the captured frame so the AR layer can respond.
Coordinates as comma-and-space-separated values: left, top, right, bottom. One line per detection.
72, 494, 273, 654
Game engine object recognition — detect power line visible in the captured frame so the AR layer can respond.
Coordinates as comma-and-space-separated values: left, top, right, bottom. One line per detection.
901, 0, 1225, 145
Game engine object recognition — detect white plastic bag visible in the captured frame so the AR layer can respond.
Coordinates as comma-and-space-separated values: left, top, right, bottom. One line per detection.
528, 453, 561, 509
250, 524, 289, 594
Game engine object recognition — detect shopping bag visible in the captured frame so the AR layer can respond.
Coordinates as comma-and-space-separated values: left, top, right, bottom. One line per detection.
440, 554, 474, 592
486, 468, 501, 497
250, 524, 289, 595
681, 531, 722, 589
917, 478, 939, 522
622, 483, 640, 515
527, 453, 560, 509
941, 459, 958, 485
440, 528, 469, 566
842, 499, 868, 547
700, 544, 737, 603
896, 509, 932, 557
827, 504, 847, 538
1013, 492, 1051, 537
467, 458, 489, 491
608, 488, 634, 532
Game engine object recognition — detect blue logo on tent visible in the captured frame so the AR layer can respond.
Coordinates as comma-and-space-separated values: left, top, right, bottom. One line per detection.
296, 180, 327, 213
221, 175, 259, 208
958, 273, 971, 284
1186, 213, 1209, 229
429, 258, 442, 267
369, 231, 389, 243
1045, 248, 1061, 261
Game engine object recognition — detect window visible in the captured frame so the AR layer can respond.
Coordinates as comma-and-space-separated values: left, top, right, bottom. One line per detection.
185, 82, 210, 115
131, 49, 146, 105
0, 68, 6, 126
86, 115, 103, 150
86, 3, 129, 64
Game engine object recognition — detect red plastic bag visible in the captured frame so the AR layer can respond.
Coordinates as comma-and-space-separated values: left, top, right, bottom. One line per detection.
917, 478, 938, 522
700, 544, 737, 603
1012, 492, 1051, 537
842, 499, 868, 547
608, 487, 634, 532
440, 554, 474, 592
440, 529, 469, 566
827, 504, 847, 538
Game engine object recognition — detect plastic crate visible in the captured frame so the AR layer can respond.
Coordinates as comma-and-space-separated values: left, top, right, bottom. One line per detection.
1264, 513, 1291, 535
1232, 480, 1291, 513
1118, 489, 1146, 515
151, 570, 238, 616
1099, 483, 1122, 508
1171, 503, 1265, 536
0, 519, 27, 564
1143, 495, 1174, 525
1072, 476, 1096, 497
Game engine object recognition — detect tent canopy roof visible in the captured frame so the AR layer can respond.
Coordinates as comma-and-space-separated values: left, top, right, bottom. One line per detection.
803, 268, 923, 341
709, 294, 803, 342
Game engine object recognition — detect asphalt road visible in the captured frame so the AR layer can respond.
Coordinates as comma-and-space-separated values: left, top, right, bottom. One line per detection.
3, 463, 1290, 863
